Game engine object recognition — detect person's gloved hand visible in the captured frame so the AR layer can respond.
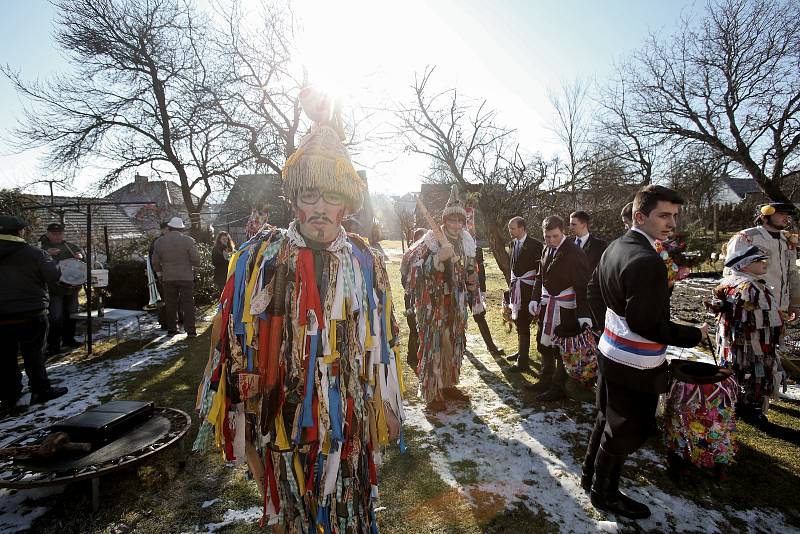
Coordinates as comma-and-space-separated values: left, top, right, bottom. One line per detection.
435, 243, 456, 263
528, 301, 540, 316
578, 317, 592, 330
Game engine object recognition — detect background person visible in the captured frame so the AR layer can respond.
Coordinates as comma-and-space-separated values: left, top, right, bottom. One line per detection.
211, 230, 235, 292
39, 222, 83, 355
152, 217, 200, 336
0, 215, 68, 414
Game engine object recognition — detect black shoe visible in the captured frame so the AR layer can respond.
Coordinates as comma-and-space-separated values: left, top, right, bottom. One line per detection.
30, 386, 68, 405
506, 352, 519, 362
535, 389, 566, 402
186, 332, 198, 337
1, 392, 23, 415
590, 448, 651, 519
508, 364, 532, 373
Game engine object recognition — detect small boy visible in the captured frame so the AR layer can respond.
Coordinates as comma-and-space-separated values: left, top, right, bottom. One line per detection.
712, 244, 784, 425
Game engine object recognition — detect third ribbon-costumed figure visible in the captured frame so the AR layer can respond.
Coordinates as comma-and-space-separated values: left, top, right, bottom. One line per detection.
402, 186, 478, 411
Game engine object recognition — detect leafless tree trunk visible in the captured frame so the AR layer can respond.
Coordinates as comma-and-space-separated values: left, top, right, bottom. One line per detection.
547, 78, 594, 209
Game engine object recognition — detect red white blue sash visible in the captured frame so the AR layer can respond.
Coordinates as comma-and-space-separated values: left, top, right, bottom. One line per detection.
598, 308, 667, 369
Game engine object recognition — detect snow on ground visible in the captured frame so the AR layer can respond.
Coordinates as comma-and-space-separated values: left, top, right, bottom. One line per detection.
0, 318, 192, 534
399, 334, 796, 533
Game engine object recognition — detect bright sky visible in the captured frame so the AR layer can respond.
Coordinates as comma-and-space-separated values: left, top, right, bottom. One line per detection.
0, 0, 698, 198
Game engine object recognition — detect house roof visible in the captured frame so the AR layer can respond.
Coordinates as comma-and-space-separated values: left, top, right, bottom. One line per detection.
20, 195, 148, 243
213, 174, 291, 230
721, 176, 761, 200
104, 175, 212, 230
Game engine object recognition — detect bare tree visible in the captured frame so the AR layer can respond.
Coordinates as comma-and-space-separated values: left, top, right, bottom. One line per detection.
666, 147, 728, 229
2, 0, 250, 234
623, 0, 800, 202
596, 66, 660, 185
393, 203, 416, 251
547, 78, 595, 208
207, 0, 303, 173
395, 66, 545, 280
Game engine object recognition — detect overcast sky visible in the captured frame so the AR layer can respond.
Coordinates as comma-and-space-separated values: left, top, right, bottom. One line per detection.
0, 0, 699, 198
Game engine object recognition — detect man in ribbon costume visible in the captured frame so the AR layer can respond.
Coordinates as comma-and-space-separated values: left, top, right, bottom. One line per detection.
401, 185, 478, 411
194, 87, 405, 533
582, 185, 705, 519
503, 216, 543, 372
527, 215, 591, 400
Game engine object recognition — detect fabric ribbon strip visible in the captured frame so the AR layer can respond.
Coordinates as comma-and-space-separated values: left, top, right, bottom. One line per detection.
509, 269, 536, 320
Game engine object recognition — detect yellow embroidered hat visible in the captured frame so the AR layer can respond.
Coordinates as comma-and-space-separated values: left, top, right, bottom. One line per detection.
282, 86, 366, 210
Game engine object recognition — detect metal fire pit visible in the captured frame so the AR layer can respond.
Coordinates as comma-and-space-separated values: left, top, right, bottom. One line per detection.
0, 407, 191, 511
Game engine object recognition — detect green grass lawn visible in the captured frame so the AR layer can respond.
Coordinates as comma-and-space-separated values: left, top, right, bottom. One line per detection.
23, 242, 800, 533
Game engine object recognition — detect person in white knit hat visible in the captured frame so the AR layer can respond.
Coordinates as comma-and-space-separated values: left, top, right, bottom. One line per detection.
401, 185, 478, 411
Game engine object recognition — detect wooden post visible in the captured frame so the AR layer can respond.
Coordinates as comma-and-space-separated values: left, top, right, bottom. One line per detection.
713, 204, 719, 243
103, 225, 110, 264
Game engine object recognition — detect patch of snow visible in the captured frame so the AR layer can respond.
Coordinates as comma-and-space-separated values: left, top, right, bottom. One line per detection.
780, 384, 800, 401
201, 498, 221, 509
189, 506, 263, 533
0, 330, 192, 532
402, 333, 795, 533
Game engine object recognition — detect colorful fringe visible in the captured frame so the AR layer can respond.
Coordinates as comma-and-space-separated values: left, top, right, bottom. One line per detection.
194, 223, 404, 533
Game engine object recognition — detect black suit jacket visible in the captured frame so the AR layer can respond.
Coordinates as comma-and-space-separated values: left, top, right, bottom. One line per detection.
531, 239, 591, 329
504, 235, 543, 305
587, 230, 702, 392
576, 234, 607, 274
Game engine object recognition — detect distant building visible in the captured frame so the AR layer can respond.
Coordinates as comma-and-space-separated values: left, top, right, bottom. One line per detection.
104, 173, 212, 232
715, 176, 762, 204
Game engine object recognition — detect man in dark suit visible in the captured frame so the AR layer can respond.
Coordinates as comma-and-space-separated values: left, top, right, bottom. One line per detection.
527, 215, 591, 400
569, 210, 607, 274
581, 185, 706, 519
504, 216, 543, 373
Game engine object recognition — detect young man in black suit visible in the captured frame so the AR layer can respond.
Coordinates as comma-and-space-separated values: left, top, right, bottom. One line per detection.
581, 185, 706, 519
527, 215, 591, 400
569, 210, 607, 274
504, 216, 543, 373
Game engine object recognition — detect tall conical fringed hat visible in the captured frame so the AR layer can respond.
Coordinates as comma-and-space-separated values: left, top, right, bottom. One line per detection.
282, 86, 366, 210
441, 184, 467, 222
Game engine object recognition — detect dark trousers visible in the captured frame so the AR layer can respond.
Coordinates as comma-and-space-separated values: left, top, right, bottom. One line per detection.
536, 316, 566, 390
0, 314, 51, 400
589, 354, 660, 456
406, 312, 419, 369
514, 307, 534, 368
163, 280, 195, 334
47, 291, 78, 349
472, 311, 498, 353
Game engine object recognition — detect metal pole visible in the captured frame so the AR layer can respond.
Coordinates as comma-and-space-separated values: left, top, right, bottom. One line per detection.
86, 205, 93, 355
103, 225, 110, 264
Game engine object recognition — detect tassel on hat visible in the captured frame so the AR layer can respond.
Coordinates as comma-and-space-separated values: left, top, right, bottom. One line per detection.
441, 184, 467, 222
282, 86, 366, 210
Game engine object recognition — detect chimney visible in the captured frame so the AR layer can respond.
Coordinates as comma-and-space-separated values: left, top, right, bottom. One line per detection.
134, 174, 148, 185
